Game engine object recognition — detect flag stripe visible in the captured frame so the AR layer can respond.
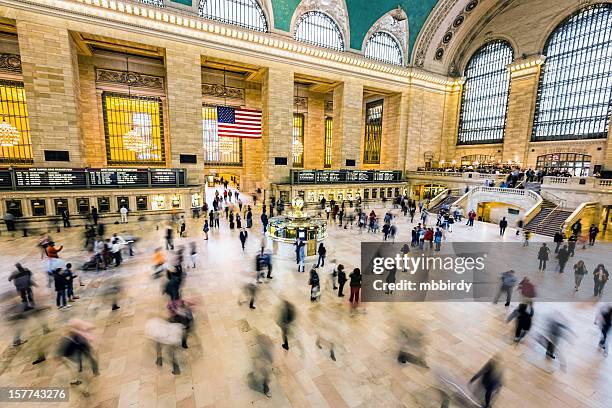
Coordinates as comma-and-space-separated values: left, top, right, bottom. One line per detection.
215, 106, 262, 138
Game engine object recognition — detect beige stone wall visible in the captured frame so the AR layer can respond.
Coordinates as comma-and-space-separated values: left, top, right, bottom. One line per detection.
165, 46, 204, 185
17, 20, 84, 166
332, 80, 363, 168
243, 84, 264, 192
380, 92, 409, 170
78, 55, 106, 168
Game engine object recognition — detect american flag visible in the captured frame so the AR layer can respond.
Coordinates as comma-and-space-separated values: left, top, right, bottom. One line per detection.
217, 106, 262, 138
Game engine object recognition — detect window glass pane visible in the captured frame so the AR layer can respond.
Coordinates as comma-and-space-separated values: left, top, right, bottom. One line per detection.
458, 41, 513, 144
363, 100, 383, 164
292, 113, 304, 167
0, 80, 33, 164
364, 31, 403, 66
102, 92, 165, 165
324, 117, 333, 168
294, 11, 344, 51
198, 0, 267, 32
535, 153, 591, 176
532, 4, 612, 141
202, 106, 242, 166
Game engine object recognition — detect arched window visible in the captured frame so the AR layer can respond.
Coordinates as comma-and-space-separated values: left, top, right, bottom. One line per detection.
532, 4, 612, 141
458, 41, 513, 145
294, 11, 344, 51
198, 0, 268, 32
364, 31, 403, 66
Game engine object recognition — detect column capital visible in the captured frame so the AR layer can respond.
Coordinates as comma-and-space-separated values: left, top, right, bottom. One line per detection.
508, 55, 546, 78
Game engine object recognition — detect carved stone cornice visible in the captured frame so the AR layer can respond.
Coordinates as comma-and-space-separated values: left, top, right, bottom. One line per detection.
413, 0, 462, 67
0, 53, 22, 74
95, 68, 164, 90
324, 100, 333, 113
294, 96, 308, 111
201, 83, 245, 100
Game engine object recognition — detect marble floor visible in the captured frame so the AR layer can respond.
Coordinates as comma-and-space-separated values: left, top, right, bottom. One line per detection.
0, 195, 610, 408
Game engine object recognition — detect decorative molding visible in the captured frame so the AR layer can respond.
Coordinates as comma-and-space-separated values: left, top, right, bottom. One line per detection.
324, 100, 333, 113
293, 0, 349, 45
294, 96, 308, 111
362, 12, 408, 65
96, 68, 164, 89
433, 0, 480, 64
413, 0, 462, 67
508, 55, 545, 79
0, 53, 22, 74
201, 83, 245, 100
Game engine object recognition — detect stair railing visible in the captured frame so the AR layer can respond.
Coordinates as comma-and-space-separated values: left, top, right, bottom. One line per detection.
534, 201, 559, 235
561, 201, 599, 237
540, 190, 567, 209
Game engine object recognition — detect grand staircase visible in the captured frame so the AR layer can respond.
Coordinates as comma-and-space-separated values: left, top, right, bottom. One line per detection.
524, 198, 574, 237
429, 194, 460, 214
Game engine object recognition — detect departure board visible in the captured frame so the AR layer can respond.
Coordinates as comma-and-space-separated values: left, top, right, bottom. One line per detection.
0, 170, 12, 189
291, 169, 403, 184
14, 168, 87, 188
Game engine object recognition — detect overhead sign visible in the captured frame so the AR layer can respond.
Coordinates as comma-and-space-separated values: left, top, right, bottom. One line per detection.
291, 169, 403, 185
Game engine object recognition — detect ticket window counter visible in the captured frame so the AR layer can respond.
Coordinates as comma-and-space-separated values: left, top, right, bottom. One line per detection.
98, 197, 110, 213
54, 198, 68, 216
6, 199, 23, 217
171, 194, 181, 209
152, 195, 166, 210
371, 189, 378, 199
136, 196, 148, 211
77, 198, 90, 215
117, 197, 129, 212
31, 199, 47, 217
363, 189, 370, 200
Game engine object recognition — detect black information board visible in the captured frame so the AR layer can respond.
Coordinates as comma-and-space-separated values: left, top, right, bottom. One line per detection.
291, 169, 403, 185
1, 168, 186, 190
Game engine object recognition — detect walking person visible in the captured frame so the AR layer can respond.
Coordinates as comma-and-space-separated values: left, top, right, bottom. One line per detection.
260, 211, 268, 233
64, 263, 79, 302
573, 260, 588, 291
202, 219, 209, 240
189, 241, 197, 268
337, 264, 347, 297
537, 243, 550, 271
596, 305, 612, 356
239, 228, 248, 251
8, 263, 36, 311
557, 245, 570, 273
309, 269, 320, 302
119, 205, 128, 224
91, 206, 98, 225
178, 216, 186, 237
165, 223, 175, 250
593, 264, 609, 297
295, 238, 305, 273
589, 224, 599, 246
277, 300, 296, 350
553, 230, 564, 253
469, 355, 503, 408
507, 302, 534, 343
499, 217, 508, 236
62, 209, 71, 228
348, 268, 362, 311
246, 206, 253, 229
493, 270, 517, 307
315, 242, 326, 267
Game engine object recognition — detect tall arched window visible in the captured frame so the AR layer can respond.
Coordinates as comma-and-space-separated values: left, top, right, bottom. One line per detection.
532, 4, 612, 141
458, 41, 513, 144
294, 11, 344, 51
364, 31, 403, 66
198, 0, 268, 32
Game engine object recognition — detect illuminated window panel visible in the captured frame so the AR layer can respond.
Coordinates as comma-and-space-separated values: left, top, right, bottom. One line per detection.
363, 100, 383, 164
536, 153, 591, 176
292, 113, 304, 167
532, 4, 612, 141
102, 92, 165, 165
0, 80, 33, 164
457, 41, 513, 145
202, 106, 242, 166
198, 0, 267, 32
294, 11, 344, 52
364, 31, 403, 66
324, 117, 332, 168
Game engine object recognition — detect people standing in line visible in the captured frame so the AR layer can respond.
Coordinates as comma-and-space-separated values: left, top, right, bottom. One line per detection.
537, 243, 550, 271
295, 238, 306, 273
589, 224, 599, 246
337, 264, 347, 297
62, 209, 71, 228
499, 217, 508, 237
573, 260, 588, 291
553, 230, 564, 253
202, 219, 209, 240
309, 269, 320, 302
469, 355, 503, 408
277, 300, 296, 350
316, 242, 326, 267
8, 263, 36, 311
507, 302, 534, 343
239, 228, 248, 251
348, 268, 362, 310
557, 244, 570, 273
593, 264, 609, 297
493, 270, 517, 307
120, 205, 128, 224
596, 305, 612, 356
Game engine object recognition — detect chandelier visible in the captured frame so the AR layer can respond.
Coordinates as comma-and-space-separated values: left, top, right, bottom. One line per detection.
0, 118, 20, 146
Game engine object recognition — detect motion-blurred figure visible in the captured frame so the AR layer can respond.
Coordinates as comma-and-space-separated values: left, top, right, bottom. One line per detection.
596, 305, 612, 357
102, 277, 123, 311
277, 300, 296, 350
58, 319, 99, 396
396, 324, 428, 368
238, 282, 258, 309
539, 314, 575, 370
8, 263, 36, 311
506, 302, 534, 343
167, 298, 195, 349
248, 332, 273, 397
145, 317, 183, 375
469, 354, 503, 408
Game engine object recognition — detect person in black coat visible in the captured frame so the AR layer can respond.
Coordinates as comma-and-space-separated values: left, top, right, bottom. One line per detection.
499, 217, 508, 236
246, 207, 253, 228
553, 230, 564, 253
8, 263, 36, 310
557, 245, 570, 273
239, 228, 248, 251
309, 269, 320, 301
507, 302, 534, 342
469, 355, 503, 408
537, 243, 550, 271
53, 268, 68, 309
260, 211, 268, 233
315, 243, 326, 267
337, 264, 347, 297
91, 206, 98, 225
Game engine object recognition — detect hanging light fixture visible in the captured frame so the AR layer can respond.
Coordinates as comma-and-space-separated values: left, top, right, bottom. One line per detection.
0, 116, 20, 147
122, 52, 149, 153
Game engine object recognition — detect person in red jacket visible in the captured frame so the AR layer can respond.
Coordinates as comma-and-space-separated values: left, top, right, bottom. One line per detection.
46, 242, 63, 258
424, 228, 434, 250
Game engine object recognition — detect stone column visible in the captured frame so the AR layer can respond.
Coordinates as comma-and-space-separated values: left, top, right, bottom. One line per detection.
332, 80, 363, 168
165, 46, 204, 186
243, 84, 264, 192
17, 21, 84, 166
503, 57, 544, 165
381, 91, 409, 169
78, 55, 106, 168
261, 66, 293, 187
305, 90, 325, 169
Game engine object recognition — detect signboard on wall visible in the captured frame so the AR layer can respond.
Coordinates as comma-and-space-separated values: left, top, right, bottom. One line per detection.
1, 168, 187, 190
291, 169, 403, 185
